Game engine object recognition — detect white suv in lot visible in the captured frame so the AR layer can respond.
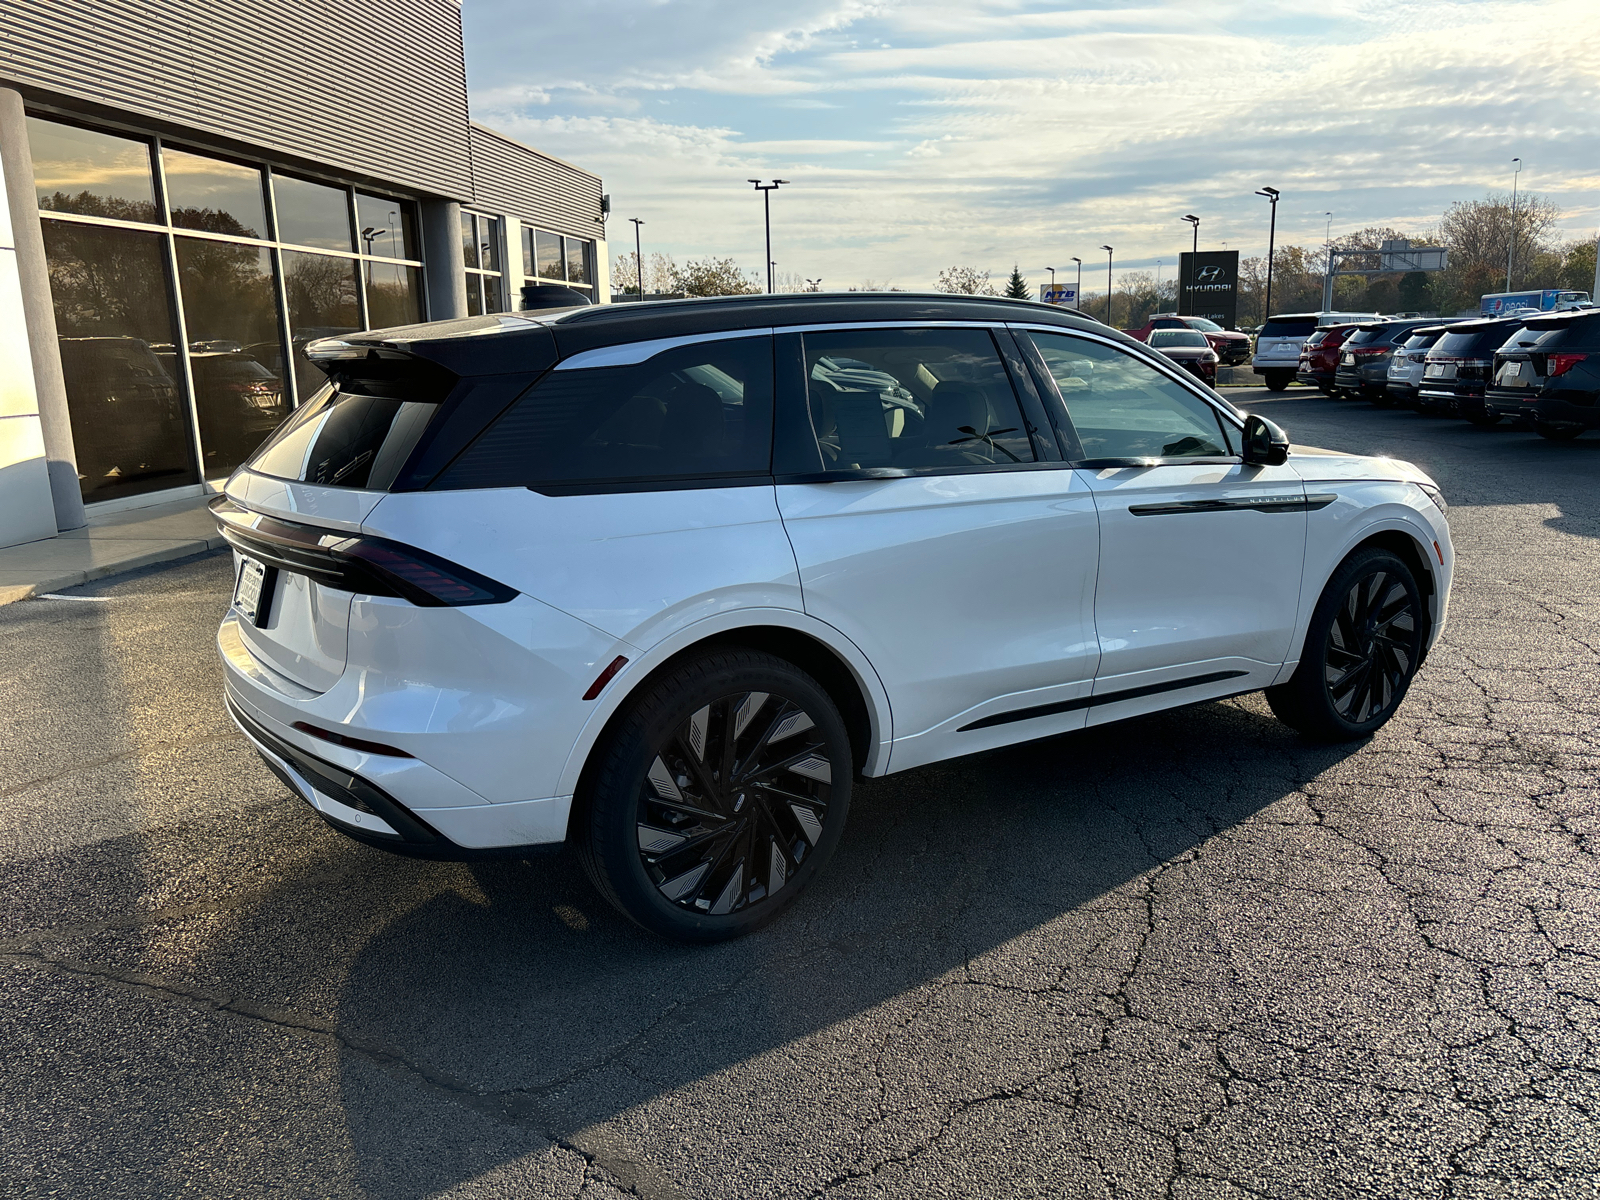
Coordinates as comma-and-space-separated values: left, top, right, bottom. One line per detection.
215, 294, 1454, 940
1253, 311, 1379, 391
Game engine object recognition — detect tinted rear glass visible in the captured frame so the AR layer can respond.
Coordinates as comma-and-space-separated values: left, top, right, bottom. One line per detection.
1403, 332, 1443, 350
1262, 318, 1317, 337
247, 385, 440, 489
438, 335, 774, 489
1150, 330, 1209, 348
1345, 329, 1386, 346
1435, 330, 1501, 357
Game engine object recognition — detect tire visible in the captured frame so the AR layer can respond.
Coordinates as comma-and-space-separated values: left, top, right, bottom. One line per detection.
1370, 391, 1396, 409
1265, 548, 1426, 742
1463, 408, 1502, 427
576, 649, 852, 942
1263, 371, 1292, 393
1536, 421, 1584, 441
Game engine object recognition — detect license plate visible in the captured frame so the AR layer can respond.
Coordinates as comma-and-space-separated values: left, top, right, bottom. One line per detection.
1340, 353, 1354, 365
1424, 363, 1456, 379
233, 555, 275, 627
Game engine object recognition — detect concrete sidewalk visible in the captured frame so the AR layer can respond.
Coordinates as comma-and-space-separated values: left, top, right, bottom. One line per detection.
0, 494, 225, 605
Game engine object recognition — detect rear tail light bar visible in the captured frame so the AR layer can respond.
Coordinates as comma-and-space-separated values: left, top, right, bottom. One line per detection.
1548, 353, 1589, 378
209, 497, 517, 607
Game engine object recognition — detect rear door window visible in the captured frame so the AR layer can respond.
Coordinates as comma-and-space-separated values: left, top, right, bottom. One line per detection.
800, 328, 1035, 471
1026, 331, 1235, 461
437, 335, 774, 490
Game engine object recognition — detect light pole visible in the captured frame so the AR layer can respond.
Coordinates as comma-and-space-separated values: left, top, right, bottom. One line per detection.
1255, 187, 1279, 322
1046, 266, 1056, 299
748, 179, 789, 294
628, 217, 645, 299
1071, 256, 1082, 310
1322, 212, 1335, 311
1180, 215, 1200, 314
806, 277, 821, 292
1506, 157, 1522, 292
1100, 246, 1114, 326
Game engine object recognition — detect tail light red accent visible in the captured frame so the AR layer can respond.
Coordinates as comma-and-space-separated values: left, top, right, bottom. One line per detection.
583, 655, 629, 701
292, 721, 414, 758
1548, 353, 1589, 378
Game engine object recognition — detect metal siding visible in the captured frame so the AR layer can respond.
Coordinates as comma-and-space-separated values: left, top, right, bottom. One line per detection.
468, 123, 601, 240
0, 0, 473, 198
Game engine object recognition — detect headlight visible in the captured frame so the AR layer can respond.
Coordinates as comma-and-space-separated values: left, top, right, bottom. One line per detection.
1417, 482, 1448, 517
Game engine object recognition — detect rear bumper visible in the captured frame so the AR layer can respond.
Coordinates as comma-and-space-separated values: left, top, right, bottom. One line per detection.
1528, 397, 1600, 428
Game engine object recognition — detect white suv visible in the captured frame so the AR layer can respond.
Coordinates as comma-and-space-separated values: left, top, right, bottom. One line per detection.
216, 294, 1454, 941
1253, 311, 1380, 391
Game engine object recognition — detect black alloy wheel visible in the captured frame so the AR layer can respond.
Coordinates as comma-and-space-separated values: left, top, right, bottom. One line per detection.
578, 649, 851, 942
1536, 421, 1585, 441
1266, 548, 1426, 741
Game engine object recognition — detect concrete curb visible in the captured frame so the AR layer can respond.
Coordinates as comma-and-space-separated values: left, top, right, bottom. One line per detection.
0, 533, 229, 606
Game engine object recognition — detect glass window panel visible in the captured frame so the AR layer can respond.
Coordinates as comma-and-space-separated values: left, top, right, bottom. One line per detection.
162, 148, 267, 238
438, 336, 775, 488
802, 329, 1035, 471
364, 261, 423, 328
272, 174, 353, 251
283, 250, 360, 402
564, 237, 591, 285
248, 384, 442, 491
535, 230, 563, 280
40, 220, 196, 501
461, 212, 478, 268
173, 237, 289, 479
1028, 331, 1232, 460
477, 216, 501, 273
27, 117, 158, 223
355, 193, 417, 260
465, 275, 483, 316
483, 274, 505, 315
521, 227, 535, 278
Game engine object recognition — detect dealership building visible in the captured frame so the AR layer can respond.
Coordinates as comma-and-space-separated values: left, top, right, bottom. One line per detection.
0, 0, 607, 548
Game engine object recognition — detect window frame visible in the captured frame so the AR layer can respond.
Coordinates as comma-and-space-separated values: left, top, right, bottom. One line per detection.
1008, 324, 1246, 468
771, 322, 1065, 482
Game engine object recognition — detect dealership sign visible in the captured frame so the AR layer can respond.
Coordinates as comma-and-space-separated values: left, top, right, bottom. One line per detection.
1178, 251, 1240, 329
1039, 285, 1077, 305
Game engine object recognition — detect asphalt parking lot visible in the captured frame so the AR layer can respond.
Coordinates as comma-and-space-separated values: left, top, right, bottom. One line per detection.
3, 389, 1599, 1199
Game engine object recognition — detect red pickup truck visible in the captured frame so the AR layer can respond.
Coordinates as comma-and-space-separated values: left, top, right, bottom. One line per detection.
1124, 314, 1251, 365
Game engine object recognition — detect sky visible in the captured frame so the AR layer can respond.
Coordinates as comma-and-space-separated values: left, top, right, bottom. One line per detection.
461, 0, 1600, 294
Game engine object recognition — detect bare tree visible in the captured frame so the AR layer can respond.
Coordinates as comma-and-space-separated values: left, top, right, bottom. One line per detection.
673, 256, 761, 297
935, 266, 996, 295
611, 250, 678, 296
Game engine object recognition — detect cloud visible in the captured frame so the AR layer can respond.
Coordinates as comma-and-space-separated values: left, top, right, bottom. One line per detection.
464, 0, 1600, 289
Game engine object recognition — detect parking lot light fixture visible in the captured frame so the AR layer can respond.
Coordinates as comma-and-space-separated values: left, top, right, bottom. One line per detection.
1507, 158, 1522, 291
1047, 266, 1056, 296
1100, 246, 1114, 326
628, 217, 645, 299
1255, 187, 1279, 320
806, 277, 821, 292
1180, 215, 1200, 313
1071, 256, 1082, 310
748, 180, 790, 294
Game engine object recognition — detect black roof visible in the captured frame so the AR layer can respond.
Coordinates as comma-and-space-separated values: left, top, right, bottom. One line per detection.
329, 292, 1114, 374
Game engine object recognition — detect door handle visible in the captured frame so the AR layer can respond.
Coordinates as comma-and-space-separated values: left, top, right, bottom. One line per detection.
1129, 493, 1335, 516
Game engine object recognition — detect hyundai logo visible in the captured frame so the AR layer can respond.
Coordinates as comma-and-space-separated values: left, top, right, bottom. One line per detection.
1196, 265, 1227, 284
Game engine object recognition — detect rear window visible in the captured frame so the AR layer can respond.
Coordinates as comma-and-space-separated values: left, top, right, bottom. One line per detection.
1434, 330, 1498, 357
1185, 318, 1223, 332
1261, 318, 1317, 338
437, 335, 774, 490
1345, 328, 1393, 346
1150, 330, 1210, 348
247, 385, 441, 490
1402, 332, 1443, 350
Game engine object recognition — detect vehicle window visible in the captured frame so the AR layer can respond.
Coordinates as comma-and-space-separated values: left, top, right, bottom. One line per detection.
1185, 318, 1223, 332
1345, 329, 1385, 346
249, 384, 440, 490
1027, 331, 1234, 461
800, 328, 1034, 471
1261, 318, 1317, 338
439, 336, 774, 488
1152, 318, 1184, 329
1149, 330, 1209, 348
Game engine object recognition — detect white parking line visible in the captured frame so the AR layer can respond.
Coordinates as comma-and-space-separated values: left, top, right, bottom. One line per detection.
36, 594, 112, 602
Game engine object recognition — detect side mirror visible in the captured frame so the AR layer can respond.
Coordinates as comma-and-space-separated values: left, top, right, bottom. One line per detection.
1241, 413, 1290, 466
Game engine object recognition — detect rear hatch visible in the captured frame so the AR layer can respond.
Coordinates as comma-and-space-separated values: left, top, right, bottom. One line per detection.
216, 316, 556, 692
1256, 316, 1318, 362
1424, 324, 1519, 399
1492, 313, 1599, 401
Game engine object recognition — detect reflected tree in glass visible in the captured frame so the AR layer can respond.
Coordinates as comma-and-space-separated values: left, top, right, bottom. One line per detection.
283, 250, 360, 401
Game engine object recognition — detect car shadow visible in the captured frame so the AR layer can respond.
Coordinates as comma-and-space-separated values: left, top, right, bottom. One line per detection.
320, 695, 1364, 1198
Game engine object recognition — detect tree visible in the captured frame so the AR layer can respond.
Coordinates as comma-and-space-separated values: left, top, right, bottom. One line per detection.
1431, 191, 1563, 311
611, 250, 678, 296
1557, 238, 1598, 294
1003, 264, 1029, 300
935, 266, 996, 295
672, 256, 760, 297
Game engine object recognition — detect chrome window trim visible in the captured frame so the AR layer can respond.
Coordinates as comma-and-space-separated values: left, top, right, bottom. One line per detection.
555, 328, 777, 370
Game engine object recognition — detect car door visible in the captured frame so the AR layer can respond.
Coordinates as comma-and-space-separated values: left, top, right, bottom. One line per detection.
1018, 327, 1310, 725
773, 325, 1102, 772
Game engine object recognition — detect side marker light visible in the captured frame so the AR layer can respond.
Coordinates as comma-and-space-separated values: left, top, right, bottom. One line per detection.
583, 656, 629, 701
1434, 540, 1444, 565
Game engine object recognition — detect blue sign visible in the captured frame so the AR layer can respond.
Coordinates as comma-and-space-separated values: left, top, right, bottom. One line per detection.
1041, 286, 1077, 305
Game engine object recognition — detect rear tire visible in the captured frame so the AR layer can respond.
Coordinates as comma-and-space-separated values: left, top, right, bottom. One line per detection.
1263, 371, 1292, 393
1536, 421, 1584, 441
576, 649, 852, 942
1463, 409, 1502, 427
1370, 390, 1397, 409
1266, 549, 1426, 742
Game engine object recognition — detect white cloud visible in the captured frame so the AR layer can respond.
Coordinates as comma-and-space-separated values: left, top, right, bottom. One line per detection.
465, 0, 1600, 290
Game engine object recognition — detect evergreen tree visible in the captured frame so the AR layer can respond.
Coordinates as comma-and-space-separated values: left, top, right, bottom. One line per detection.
1004, 264, 1030, 300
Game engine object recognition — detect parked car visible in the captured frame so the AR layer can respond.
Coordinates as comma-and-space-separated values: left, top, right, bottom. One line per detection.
1417, 317, 1528, 425
213, 292, 1454, 942
1296, 324, 1361, 394
1252, 311, 1379, 391
1383, 325, 1456, 409
1335, 319, 1450, 403
1147, 328, 1219, 383
57, 335, 190, 496
1125, 313, 1251, 365
1485, 308, 1600, 440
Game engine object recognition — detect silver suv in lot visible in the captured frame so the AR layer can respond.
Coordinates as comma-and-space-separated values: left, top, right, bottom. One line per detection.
1252, 312, 1378, 391
214, 293, 1454, 941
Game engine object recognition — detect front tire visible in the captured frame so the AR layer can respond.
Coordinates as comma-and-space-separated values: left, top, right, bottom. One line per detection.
1266, 549, 1426, 742
576, 649, 852, 942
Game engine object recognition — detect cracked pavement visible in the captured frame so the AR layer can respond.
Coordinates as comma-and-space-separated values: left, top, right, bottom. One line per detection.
3, 389, 1599, 1198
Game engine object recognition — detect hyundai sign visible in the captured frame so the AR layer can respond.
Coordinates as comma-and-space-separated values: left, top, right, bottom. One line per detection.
1039, 284, 1077, 306
1178, 251, 1240, 329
